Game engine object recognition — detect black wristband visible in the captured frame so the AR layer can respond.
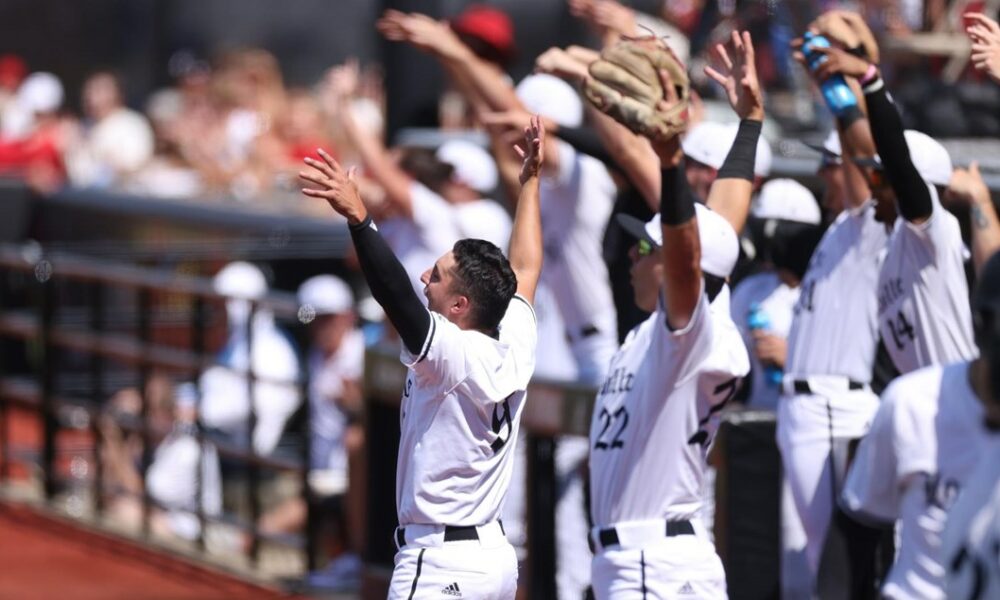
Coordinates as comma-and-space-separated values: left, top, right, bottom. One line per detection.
717, 119, 762, 181
836, 105, 864, 129
348, 214, 373, 232
660, 160, 697, 226
847, 45, 868, 59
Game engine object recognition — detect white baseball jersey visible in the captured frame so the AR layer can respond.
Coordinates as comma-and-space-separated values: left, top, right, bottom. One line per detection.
308, 329, 365, 473
589, 288, 749, 527
786, 201, 888, 383
146, 425, 222, 540
379, 182, 462, 298
540, 141, 618, 358
942, 433, 1000, 599
730, 271, 799, 410
877, 192, 977, 373
842, 361, 990, 599
453, 199, 513, 251
395, 295, 537, 527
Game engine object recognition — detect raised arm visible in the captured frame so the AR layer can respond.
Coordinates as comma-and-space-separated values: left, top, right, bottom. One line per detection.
966, 12, 1000, 84
813, 46, 932, 223
324, 63, 416, 218
703, 31, 765, 234
947, 162, 1000, 275
506, 116, 545, 303
377, 10, 521, 113
300, 150, 429, 355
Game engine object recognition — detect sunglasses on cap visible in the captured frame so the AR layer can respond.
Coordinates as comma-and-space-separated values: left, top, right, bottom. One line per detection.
637, 239, 657, 257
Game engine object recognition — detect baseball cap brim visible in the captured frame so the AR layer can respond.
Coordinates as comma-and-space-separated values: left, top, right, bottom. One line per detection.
617, 214, 659, 247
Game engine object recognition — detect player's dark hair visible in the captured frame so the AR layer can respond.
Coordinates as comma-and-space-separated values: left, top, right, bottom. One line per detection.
451, 239, 517, 335
399, 147, 454, 195
705, 273, 725, 302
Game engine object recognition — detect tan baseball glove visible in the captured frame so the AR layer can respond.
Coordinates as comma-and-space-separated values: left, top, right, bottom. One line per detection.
584, 36, 690, 140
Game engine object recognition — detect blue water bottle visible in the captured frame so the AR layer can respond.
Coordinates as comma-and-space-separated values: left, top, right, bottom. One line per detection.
747, 302, 784, 386
801, 32, 858, 117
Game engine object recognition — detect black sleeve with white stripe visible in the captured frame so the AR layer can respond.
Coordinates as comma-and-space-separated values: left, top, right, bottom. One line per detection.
349, 215, 431, 355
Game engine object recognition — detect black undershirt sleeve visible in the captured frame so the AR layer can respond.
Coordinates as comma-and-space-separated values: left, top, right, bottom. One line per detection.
660, 159, 697, 226
349, 216, 431, 355
864, 82, 933, 222
556, 125, 616, 167
717, 119, 762, 181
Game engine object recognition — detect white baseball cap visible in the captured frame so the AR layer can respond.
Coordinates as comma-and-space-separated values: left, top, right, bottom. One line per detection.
17, 72, 63, 114
213, 261, 267, 300
683, 122, 771, 177
752, 178, 821, 225
855, 130, 953, 187
436, 139, 498, 193
298, 274, 353, 315
682, 122, 731, 170
617, 204, 739, 278
515, 73, 583, 128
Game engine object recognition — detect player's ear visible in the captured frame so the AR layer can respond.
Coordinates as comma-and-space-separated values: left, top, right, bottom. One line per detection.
451, 294, 470, 315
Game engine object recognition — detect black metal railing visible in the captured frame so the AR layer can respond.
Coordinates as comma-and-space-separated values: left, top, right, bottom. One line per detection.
0, 243, 316, 576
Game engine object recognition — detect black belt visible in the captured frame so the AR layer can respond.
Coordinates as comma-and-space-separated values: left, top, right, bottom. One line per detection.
395, 521, 505, 548
792, 379, 864, 394
589, 520, 694, 552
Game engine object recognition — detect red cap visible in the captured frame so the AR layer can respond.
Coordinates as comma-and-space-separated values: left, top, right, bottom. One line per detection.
450, 5, 515, 63
0, 54, 27, 90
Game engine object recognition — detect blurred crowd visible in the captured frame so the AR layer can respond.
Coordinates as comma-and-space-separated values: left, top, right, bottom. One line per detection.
8, 0, 1000, 596
0, 0, 998, 200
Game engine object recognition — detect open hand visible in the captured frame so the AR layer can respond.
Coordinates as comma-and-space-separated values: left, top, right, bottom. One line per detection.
300, 149, 368, 225
704, 30, 764, 121
966, 12, 1000, 83
376, 10, 464, 59
809, 10, 880, 62
515, 115, 545, 185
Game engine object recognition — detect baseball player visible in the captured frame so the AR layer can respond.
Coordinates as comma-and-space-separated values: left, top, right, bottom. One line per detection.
813, 45, 978, 373
300, 116, 545, 599
844, 251, 1000, 599
586, 31, 757, 599
777, 15, 891, 589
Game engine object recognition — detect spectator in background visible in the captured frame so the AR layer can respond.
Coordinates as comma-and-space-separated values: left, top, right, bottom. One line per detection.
64, 71, 154, 188
434, 138, 512, 249
0, 54, 27, 129
124, 89, 204, 198
732, 178, 823, 410
0, 71, 68, 192
100, 374, 222, 543
199, 261, 301, 457
257, 274, 366, 590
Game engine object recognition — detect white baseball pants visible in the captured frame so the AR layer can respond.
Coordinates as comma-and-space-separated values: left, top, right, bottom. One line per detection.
591, 520, 727, 599
388, 522, 518, 600
776, 379, 879, 583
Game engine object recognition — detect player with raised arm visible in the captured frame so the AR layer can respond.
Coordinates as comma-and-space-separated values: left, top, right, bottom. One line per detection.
299, 116, 545, 599
811, 32, 977, 373
843, 250, 1000, 599
585, 31, 757, 598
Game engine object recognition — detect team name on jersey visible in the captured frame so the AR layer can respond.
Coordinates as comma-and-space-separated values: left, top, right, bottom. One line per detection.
878, 277, 905, 315
598, 367, 634, 396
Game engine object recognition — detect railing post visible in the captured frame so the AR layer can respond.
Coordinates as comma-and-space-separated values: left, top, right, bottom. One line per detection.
246, 299, 260, 564
89, 281, 105, 516
192, 293, 207, 553
137, 286, 152, 538
300, 354, 316, 573
39, 266, 57, 501
527, 433, 557, 600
